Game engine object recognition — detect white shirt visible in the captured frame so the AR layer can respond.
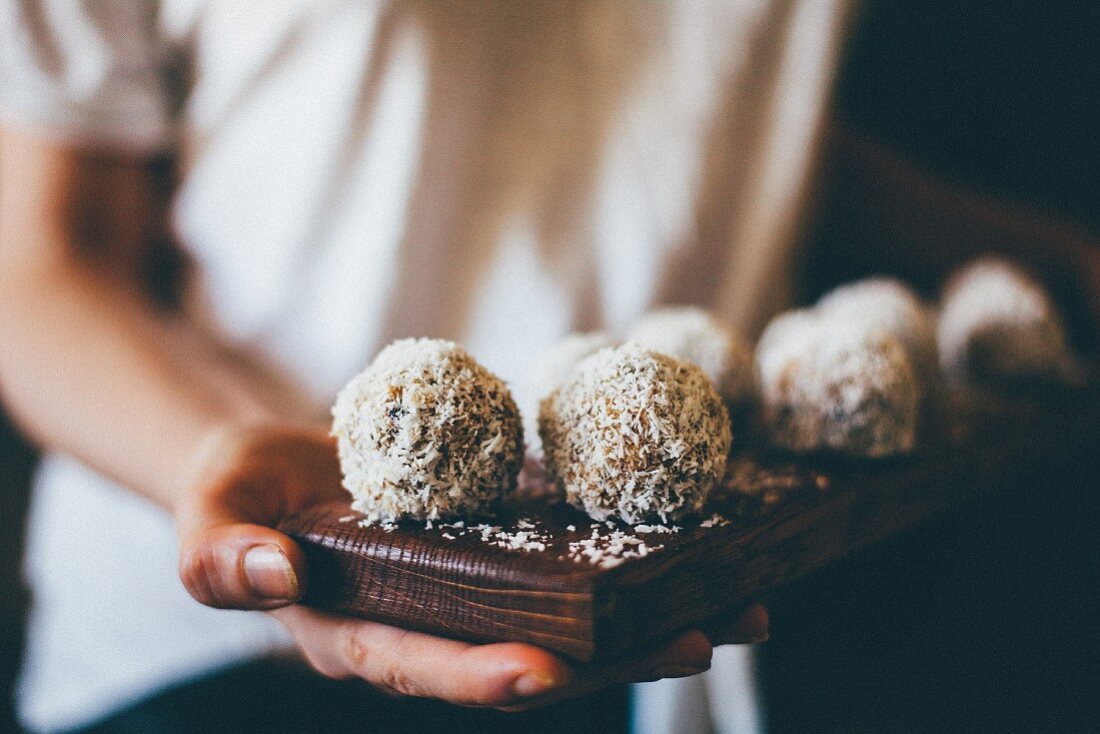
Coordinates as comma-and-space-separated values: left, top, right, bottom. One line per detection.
0, 1, 855, 731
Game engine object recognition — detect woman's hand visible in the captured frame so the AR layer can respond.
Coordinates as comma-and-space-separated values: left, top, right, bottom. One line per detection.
271, 600, 768, 711
175, 424, 343, 608
175, 424, 769, 709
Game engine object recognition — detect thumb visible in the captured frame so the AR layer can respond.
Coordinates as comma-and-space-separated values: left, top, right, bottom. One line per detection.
178, 519, 309, 610
175, 426, 316, 610
174, 433, 312, 611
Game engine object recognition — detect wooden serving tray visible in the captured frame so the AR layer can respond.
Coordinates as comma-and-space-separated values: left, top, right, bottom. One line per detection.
279, 388, 1098, 662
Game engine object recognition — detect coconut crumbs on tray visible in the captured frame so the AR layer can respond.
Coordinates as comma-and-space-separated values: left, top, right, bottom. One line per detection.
565, 527, 663, 569
335, 509, 736, 568
699, 513, 731, 528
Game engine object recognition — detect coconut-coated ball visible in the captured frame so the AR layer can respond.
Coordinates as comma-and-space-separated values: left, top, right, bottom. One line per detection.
817, 278, 938, 390
539, 343, 732, 524
937, 257, 1070, 386
756, 312, 919, 457
331, 338, 524, 524
626, 306, 754, 407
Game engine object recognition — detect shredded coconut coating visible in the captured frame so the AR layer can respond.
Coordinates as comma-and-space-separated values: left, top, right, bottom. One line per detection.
332, 338, 524, 524
626, 307, 754, 406
539, 343, 732, 524
937, 257, 1070, 385
756, 312, 919, 457
817, 278, 938, 391
756, 309, 819, 358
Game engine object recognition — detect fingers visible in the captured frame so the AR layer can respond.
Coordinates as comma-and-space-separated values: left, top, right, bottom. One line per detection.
704, 603, 770, 646
504, 604, 770, 711
273, 606, 573, 708
591, 629, 713, 686
349, 627, 570, 706
174, 424, 340, 611
271, 604, 767, 712
179, 522, 309, 609
502, 629, 714, 712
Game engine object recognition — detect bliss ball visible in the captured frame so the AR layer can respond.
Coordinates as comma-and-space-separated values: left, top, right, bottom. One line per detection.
331, 338, 524, 524
937, 257, 1070, 385
626, 306, 754, 407
756, 308, 819, 359
756, 311, 919, 457
539, 342, 732, 524
817, 278, 938, 390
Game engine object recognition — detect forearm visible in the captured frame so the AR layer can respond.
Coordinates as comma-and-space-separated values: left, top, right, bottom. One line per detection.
0, 128, 284, 510
0, 259, 256, 509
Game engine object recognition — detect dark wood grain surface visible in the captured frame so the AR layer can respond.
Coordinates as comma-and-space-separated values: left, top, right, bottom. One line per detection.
279, 388, 1098, 662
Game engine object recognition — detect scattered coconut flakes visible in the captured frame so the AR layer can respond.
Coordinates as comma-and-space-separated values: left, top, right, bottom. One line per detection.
563, 526, 666, 569
476, 524, 502, 541
633, 523, 680, 534
338, 515, 357, 523
484, 524, 552, 552
700, 513, 730, 528
417, 520, 556, 553
720, 457, 832, 508
724, 458, 807, 495
349, 509, 675, 566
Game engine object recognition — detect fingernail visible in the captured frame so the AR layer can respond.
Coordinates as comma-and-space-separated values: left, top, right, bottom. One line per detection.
750, 630, 770, 644
243, 545, 298, 600
511, 671, 558, 698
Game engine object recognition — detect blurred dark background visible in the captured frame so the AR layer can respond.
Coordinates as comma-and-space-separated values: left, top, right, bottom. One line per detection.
838, 2, 1096, 233
0, 414, 34, 731
1, 1, 1096, 732
765, 2, 1099, 732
